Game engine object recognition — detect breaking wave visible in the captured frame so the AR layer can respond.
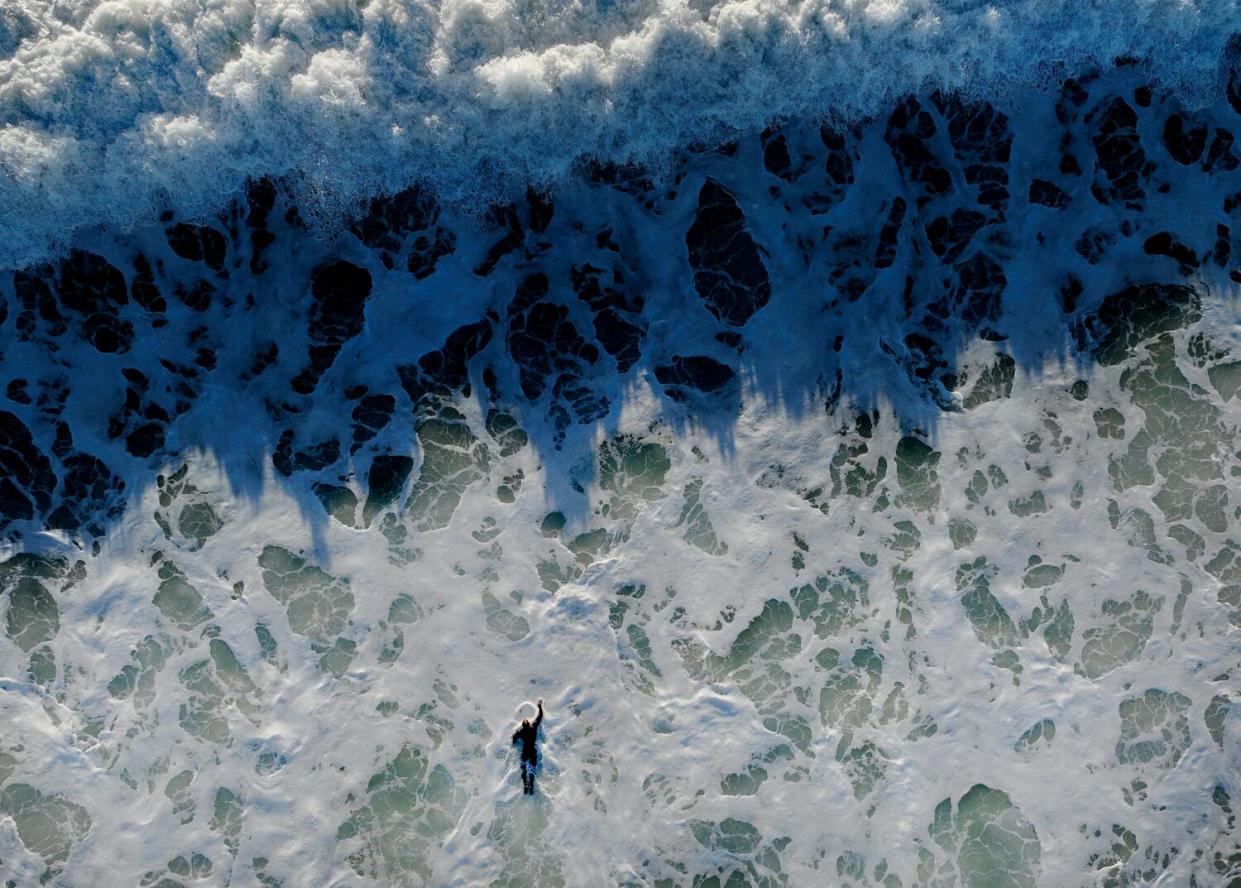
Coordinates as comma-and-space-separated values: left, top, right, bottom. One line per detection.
1, 0, 1238, 268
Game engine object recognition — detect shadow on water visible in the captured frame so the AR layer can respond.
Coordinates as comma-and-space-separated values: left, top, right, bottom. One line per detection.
1, 64, 1240, 567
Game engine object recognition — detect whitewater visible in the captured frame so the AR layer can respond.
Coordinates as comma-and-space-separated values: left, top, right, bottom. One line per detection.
2, 0, 1241, 268
2, 0, 1241, 886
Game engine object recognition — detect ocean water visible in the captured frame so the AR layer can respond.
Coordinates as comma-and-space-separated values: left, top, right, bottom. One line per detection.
2, 4, 1241, 887
2, 0, 1240, 269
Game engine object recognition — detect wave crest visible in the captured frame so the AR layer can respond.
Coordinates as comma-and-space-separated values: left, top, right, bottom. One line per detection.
1, 0, 1237, 267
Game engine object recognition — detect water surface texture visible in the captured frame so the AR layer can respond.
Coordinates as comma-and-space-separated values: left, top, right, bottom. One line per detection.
2, 9, 1241, 887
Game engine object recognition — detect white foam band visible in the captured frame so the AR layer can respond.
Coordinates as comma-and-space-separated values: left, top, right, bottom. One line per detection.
1, 0, 1237, 269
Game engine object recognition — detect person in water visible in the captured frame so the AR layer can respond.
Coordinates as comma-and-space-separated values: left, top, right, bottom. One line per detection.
512, 699, 543, 795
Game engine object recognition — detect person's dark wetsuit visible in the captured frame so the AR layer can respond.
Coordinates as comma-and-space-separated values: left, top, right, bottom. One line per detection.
511, 700, 543, 795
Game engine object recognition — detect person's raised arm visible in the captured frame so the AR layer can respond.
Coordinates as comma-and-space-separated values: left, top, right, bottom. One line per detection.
534, 699, 543, 729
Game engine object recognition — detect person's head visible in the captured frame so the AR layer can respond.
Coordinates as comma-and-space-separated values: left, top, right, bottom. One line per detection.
522, 718, 530, 728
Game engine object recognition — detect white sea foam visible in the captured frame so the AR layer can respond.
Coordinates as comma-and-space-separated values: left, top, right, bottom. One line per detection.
1, 0, 1238, 268
1, 101, 1240, 879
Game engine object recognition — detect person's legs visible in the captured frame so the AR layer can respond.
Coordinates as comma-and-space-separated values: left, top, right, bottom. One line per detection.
522, 760, 535, 794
